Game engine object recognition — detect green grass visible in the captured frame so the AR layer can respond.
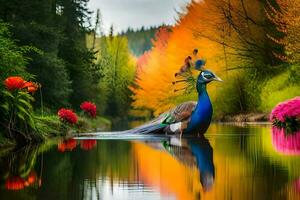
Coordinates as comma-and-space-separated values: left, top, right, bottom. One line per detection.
260, 66, 300, 112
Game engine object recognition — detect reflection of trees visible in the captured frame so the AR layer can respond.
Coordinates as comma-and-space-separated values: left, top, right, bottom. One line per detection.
0, 145, 40, 182
210, 124, 299, 200
0, 144, 43, 199
37, 140, 134, 200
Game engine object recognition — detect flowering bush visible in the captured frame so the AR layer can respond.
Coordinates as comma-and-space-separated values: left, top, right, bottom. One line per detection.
1, 76, 40, 138
271, 127, 300, 155
58, 139, 77, 152
80, 139, 97, 151
270, 97, 300, 131
57, 108, 78, 124
80, 101, 97, 118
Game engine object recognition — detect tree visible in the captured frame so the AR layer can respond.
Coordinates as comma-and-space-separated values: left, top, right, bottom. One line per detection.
266, 0, 300, 63
0, 21, 31, 83
57, 0, 98, 107
97, 36, 136, 118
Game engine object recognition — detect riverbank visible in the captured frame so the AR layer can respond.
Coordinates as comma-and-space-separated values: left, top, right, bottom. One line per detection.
215, 113, 270, 122
0, 116, 112, 148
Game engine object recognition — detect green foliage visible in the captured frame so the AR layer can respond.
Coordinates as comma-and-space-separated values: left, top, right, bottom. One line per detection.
213, 74, 248, 117
0, 0, 97, 110
0, 21, 32, 82
35, 115, 66, 137
97, 36, 136, 118
0, 89, 40, 140
12, 19, 73, 109
260, 65, 300, 112
29, 53, 72, 108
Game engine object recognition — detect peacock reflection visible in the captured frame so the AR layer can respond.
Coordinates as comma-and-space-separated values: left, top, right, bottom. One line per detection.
133, 135, 215, 199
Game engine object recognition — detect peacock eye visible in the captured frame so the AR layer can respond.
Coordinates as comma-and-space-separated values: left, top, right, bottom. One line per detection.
204, 74, 213, 79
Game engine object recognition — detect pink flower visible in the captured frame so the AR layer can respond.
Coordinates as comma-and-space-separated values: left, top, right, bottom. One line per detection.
270, 97, 300, 122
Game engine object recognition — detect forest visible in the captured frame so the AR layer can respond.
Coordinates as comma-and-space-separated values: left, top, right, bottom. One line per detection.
0, 0, 136, 143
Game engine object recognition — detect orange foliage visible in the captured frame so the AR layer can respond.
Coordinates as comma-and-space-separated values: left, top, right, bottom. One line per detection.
266, 0, 300, 63
132, 1, 227, 116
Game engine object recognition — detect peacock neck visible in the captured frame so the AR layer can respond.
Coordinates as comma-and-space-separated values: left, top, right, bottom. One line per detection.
184, 82, 212, 134
197, 83, 208, 100
195, 83, 211, 111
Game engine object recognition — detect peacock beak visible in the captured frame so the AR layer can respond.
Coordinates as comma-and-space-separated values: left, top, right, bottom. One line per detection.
213, 75, 223, 82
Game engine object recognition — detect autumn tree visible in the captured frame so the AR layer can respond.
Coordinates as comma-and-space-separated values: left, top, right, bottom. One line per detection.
266, 0, 300, 63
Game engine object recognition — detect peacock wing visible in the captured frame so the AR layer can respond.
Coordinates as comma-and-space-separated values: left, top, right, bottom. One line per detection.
128, 101, 197, 134
163, 101, 197, 124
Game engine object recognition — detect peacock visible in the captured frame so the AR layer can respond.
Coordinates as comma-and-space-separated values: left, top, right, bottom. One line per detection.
128, 70, 222, 136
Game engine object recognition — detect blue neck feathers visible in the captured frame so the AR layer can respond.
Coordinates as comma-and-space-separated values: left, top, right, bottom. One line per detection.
184, 83, 213, 134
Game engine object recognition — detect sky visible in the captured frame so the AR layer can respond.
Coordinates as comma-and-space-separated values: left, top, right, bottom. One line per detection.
87, 0, 191, 34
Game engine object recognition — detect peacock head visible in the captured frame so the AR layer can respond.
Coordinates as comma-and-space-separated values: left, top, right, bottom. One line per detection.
197, 70, 222, 92
197, 70, 222, 84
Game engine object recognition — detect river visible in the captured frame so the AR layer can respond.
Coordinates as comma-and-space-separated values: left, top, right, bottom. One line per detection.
0, 124, 299, 200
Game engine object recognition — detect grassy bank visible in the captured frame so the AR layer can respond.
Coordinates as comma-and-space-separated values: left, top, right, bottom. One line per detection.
0, 115, 111, 148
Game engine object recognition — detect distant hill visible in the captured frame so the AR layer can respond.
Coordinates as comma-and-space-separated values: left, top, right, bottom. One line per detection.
120, 26, 160, 56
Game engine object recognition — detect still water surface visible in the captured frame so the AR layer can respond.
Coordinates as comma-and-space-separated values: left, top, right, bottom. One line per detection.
0, 124, 299, 200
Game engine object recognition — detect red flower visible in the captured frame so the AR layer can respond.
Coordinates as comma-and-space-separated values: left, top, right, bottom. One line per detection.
80, 140, 97, 151
57, 108, 78, 124
22, 82, 39, 93
58, 138, 77, 152
5, 177, 25, 190
80, 101, 97, 118
4, 76, 26, 91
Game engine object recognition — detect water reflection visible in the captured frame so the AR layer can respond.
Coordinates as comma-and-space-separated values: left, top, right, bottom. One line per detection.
0, 124, 299, 200
188, 137, 215, 192
271, 127, 300, 155
0, 144, 42, 191
133, 135, 214, 199
162, 136, 215, 191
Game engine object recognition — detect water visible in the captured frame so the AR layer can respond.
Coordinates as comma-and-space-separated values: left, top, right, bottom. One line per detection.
0, 124, 299, 200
